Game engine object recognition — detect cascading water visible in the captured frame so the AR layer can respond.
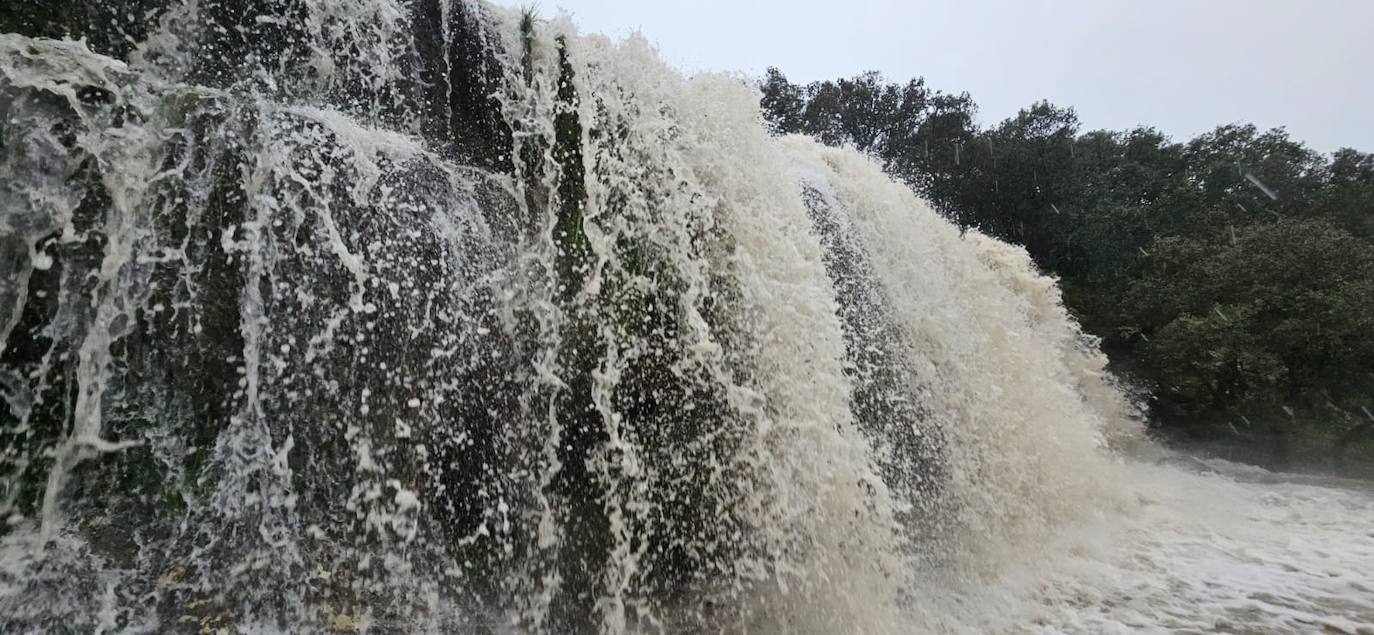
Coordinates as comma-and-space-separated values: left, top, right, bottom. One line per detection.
3, 2, 1372, 634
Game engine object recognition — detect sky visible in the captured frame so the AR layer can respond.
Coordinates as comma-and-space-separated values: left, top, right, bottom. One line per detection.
492, 0, 1374, 154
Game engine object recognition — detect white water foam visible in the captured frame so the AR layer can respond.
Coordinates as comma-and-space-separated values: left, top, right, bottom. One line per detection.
926, 458, 1374, 634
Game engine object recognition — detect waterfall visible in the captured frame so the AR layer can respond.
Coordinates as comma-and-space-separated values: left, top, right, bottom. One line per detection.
0, 2, 1145, 632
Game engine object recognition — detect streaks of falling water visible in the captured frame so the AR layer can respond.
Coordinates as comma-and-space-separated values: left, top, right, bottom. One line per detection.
0, 2, 1145, 633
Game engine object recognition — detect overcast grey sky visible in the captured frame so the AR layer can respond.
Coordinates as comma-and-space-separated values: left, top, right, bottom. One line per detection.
495, 0, 1373, 153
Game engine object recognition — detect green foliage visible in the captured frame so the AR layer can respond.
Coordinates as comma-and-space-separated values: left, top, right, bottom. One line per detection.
1133, 220, 1374, 412
761, 69, 1374, 470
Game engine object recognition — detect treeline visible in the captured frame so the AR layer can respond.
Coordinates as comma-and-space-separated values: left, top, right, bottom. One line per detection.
761, 69, 1374, 470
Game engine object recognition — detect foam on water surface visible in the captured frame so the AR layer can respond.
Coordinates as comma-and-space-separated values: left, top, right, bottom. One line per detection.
937, 459, 1374, 634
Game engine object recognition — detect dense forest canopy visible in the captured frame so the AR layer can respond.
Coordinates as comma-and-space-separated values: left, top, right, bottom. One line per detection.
760, 68, 1374, 469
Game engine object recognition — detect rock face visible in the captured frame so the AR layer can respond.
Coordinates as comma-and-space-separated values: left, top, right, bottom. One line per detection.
0, 2, 532, 628
0, 10, 525, 624
0, 2, 763, 630
0, 2, 991, 632
800, 184, 947, 543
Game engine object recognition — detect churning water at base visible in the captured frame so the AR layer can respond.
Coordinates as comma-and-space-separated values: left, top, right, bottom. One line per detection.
0, 2, 1371, 633
912, 457, 1374, 634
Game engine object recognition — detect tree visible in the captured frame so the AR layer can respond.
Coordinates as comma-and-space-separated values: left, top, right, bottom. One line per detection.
760, 67, 805, 134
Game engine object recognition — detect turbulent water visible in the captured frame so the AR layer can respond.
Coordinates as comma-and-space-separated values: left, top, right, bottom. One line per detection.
0, 2, 1371, 633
